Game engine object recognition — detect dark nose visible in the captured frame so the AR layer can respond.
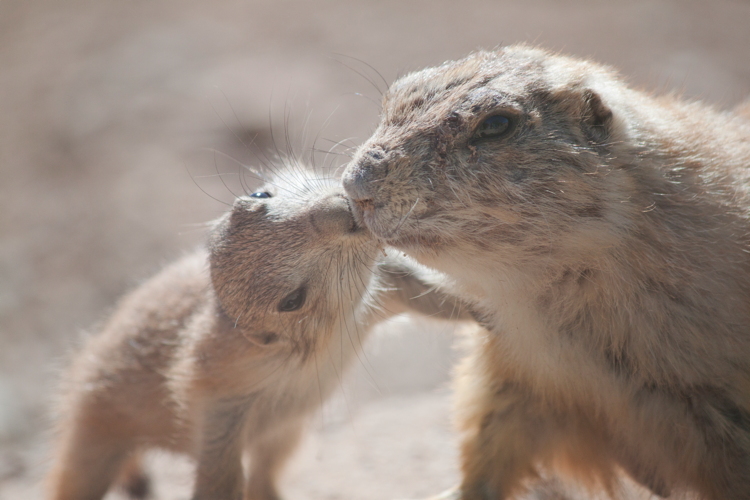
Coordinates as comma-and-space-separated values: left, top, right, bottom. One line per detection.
342, 147, 388, 203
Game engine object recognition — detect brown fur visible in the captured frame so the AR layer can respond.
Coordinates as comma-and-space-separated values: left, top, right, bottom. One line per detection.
46, 167, 469, 500
342, 45, 750, 499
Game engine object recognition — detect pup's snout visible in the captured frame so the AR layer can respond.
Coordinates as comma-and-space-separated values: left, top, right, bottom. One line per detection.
308, 195, 361, 236
342, 147, 389, 205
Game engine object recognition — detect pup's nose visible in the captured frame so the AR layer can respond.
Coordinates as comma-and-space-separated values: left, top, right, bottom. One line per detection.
342, 147, 388, 204
308, 194, 358, 236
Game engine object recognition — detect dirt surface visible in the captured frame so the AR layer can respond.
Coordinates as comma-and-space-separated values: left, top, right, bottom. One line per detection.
1, 0, 749, 498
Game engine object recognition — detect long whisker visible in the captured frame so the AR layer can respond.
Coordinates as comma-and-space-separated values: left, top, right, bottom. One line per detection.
185, 162, 232, 207
384, 197, 420, 239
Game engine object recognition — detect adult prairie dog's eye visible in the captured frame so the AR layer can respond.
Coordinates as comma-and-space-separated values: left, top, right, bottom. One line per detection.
473, 114, 513, 141
278, 286, 307, 312
250, 191, 272, 199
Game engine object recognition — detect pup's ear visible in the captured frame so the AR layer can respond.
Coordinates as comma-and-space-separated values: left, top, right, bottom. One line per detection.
242, 330, 282, 347
580, 89, 613, 144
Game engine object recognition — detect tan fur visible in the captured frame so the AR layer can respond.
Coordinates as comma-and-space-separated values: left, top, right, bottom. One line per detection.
343, 45, 750, 499
734, 99, 750, 121
46, 167, 469, 500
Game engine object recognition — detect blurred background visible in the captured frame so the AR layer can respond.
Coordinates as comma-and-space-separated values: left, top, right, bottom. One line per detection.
1, 0, 749, 498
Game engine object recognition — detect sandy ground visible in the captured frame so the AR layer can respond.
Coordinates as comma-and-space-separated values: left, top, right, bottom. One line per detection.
1, 0, 749, 498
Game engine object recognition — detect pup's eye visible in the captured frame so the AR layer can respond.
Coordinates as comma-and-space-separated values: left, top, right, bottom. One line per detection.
473, 114, 513, 141
250, 191, 272, 199
278, 286, 306, 312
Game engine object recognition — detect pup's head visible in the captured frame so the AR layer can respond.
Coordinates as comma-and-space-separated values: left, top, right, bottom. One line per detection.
209, 168, 377, 358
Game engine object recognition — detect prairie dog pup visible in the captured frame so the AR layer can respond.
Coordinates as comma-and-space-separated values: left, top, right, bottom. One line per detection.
47, 167, 468, 500
343, 45, 750, 499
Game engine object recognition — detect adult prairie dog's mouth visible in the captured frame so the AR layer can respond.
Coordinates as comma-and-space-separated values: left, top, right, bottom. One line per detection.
343, 195, 367, 234
353, 197, 375, 212
345, 195, 410, 243
346, 196, 378, 220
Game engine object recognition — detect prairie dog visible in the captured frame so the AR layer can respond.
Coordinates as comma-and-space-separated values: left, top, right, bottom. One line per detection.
47, 167, 468, 500
343, 45, 750, 499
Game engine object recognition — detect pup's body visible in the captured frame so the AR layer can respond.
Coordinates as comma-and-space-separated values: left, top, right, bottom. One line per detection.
343, 45, 750, 499
47, 169, 467, 500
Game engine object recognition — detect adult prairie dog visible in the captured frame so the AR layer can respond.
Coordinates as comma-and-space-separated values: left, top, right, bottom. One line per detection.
47, 167, 468, 500
343, 45, 750, 499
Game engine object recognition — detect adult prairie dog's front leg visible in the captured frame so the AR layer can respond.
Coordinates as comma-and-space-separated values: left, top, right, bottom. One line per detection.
452, 327, 560, 500
455, 380, 548, 499
453, 327, 621, 500
414, 380, 556, 500
376, 255, 472, 322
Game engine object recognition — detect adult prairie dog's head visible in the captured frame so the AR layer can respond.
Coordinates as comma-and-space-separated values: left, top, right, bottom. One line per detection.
209, 168, 377, 356
342, 45, 669, 268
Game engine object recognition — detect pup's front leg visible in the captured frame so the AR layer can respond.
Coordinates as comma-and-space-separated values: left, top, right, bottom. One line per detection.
192, 399, 249, 500
244, 419, 306, 500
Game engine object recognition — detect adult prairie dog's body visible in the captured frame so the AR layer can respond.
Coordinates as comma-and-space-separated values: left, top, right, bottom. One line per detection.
47, 168, 468, 500
343, 45, 750, 499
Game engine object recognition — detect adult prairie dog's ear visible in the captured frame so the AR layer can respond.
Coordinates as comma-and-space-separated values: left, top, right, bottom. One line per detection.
581, 89, 613, 144
552, 85, 614, 145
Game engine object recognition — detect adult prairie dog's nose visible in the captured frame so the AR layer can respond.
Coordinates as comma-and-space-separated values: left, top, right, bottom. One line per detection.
342, 146, 389, 207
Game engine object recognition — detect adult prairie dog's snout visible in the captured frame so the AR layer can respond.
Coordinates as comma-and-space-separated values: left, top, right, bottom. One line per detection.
343, 148, 387, 200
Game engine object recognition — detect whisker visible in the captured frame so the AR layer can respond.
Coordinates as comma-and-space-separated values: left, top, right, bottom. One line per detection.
384, 197, 420, 239
185, 162, 232, 207
329, 53, 385, 97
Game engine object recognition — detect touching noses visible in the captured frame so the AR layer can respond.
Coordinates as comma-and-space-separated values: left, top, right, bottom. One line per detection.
342, 147, 389, 207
